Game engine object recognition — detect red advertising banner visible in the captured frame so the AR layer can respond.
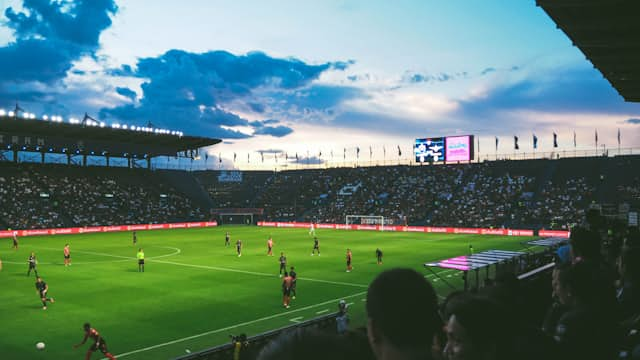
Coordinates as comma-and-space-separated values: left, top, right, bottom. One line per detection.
538, 230, 570, 238
0, 221, 218, 238
256, 222, 537, 237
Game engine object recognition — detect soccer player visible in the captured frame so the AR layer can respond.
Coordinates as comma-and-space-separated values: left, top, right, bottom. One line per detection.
282, 271, 293, 308
132, 231, 137, 245
311, 237, 320, 256
225, 231, 231, 247
289, 266, 297, 299
308, 223, 316, 236
136, 248, 145, 272
279, 252, 287, 277
64, 243, 71, 267
27, 251, 38, 277
346, 249, 353, 272
469, 244, 474, 255
73, 322, 117, 360
236, 239, 242, 257
267, 237, 274, 256
35, 277, 54, 310
12, 232, 18, 250
376, 248, 383, 265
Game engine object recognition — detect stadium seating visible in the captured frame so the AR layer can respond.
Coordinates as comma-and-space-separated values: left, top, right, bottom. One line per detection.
0, 163, 207, 229
4, 155, 637, 230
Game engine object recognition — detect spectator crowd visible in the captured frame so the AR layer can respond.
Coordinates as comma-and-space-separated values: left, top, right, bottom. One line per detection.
0, 163, 206, 230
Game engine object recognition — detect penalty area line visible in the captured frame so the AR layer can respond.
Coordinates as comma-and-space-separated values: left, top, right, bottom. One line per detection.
106, 290, 367, 359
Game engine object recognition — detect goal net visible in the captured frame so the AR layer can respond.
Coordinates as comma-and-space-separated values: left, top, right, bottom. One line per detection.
345, 215, 385, 231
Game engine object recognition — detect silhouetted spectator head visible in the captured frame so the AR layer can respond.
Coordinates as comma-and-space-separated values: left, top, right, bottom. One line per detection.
257, 328, 374, 360
366, 268, 440, 360
443, 296, 513, 360
556, 260, 613, 308
569, 227, 601, 262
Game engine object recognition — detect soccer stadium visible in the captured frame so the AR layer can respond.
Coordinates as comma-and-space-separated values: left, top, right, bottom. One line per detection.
2, 1, 640, 360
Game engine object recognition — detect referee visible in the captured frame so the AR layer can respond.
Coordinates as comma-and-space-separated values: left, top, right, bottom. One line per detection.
137, 248, 145, 272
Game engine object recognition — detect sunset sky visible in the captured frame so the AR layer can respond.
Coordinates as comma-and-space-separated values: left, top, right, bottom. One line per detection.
1, 0, 639, 168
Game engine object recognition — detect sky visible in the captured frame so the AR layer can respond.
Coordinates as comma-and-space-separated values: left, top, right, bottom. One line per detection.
1, 0, 639, 169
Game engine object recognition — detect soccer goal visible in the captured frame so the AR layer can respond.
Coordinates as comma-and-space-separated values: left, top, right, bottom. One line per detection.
345, 215, 385, 231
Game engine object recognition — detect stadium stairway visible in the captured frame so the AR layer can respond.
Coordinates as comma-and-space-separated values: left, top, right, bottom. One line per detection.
531, 159, 557, 206
157, 170, 215, 210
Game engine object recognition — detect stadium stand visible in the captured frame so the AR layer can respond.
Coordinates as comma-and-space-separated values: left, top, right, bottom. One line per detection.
5, 155, 639, 231
0, 163, 208, 229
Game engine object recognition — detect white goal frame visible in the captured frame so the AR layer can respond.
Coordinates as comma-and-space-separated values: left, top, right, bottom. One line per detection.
345, 215, 385, 231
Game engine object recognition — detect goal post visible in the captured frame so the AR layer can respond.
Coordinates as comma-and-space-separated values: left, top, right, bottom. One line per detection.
345, 215, 385, 231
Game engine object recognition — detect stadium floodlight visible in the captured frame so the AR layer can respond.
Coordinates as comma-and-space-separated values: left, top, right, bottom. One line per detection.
9, 111, 15, 117
100, 122, 105, 128
122, 125, 128, 129
43, 115, 48, 120
0, 109, 5, 116
29, 113, 36, 119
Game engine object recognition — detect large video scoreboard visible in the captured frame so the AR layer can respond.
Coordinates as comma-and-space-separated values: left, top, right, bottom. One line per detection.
414, 135, 474, 163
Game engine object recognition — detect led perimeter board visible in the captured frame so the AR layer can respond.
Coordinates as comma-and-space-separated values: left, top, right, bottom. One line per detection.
414, 135, 474, 163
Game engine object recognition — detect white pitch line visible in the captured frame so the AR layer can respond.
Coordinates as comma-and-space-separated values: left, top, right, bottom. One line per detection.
36, 246, 181, 260
37, 246, 367, 288
316, 309, 330, 314
346, 302, 354, 306
107, 290, 368, 359
151, 259, 368, 288
290, 316, 304, 323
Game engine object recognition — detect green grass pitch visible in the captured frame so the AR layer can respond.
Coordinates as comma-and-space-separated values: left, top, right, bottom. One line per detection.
0, 226, 536, 359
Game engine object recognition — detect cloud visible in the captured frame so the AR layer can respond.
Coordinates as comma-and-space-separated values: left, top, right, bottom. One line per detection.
255, 149, 284, 154
290, 156, 325, 165
402, 71, 467, 84
253, 125, 294, 137
101, 49, 351, 139
625, 118, 640, 125
115, 87, 136, 101
480, 67, 496, 75
0, 0, 117, 84
457, 67, 640, 118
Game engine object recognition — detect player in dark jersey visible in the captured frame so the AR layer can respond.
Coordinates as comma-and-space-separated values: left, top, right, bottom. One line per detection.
278, 252, 287, 277
12, 232, 18, 250
289, 266, 297, 299
27, 251, 38, 277
311, 237, 320, 256
35, 277, 54, 310
74, 322, 117, 360
132, 231, 137, 245
282, 271, 292, 308
376, 248, 383, 265
346, 249, 353, 272
236, 239, 242, 257
225, 232, 230, 247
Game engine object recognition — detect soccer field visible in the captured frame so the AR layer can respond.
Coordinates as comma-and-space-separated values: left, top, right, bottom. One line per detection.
0, 226, 536, 359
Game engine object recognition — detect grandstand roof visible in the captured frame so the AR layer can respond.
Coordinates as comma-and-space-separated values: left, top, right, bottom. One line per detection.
538, 0, 640, 102
0, 115, 220, 158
